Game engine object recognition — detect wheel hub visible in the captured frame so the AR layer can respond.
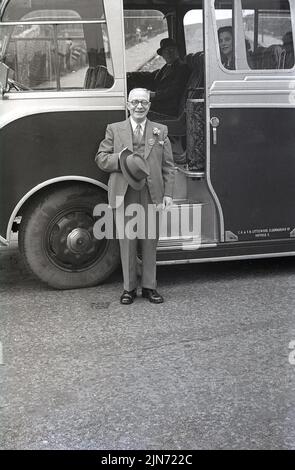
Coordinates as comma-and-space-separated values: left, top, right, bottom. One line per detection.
67, 228, 92, 254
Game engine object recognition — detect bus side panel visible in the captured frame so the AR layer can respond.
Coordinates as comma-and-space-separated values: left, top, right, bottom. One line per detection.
210, 107, 295, 242
0, 109, 125, 238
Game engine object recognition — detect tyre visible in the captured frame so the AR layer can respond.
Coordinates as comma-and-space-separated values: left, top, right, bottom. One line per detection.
19, 183, 120, 289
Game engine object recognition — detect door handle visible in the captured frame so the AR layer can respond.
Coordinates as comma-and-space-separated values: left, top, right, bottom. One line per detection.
210, 117, 220, 145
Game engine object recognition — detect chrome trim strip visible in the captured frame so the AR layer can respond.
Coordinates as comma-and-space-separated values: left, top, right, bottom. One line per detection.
6, 176, 108, 242
3, 90, 125, 100
157, 251, 295, 266
205, 1, 224, 242
211, 90, 295, 96
211, 103, 295, 108
157, 242, 217, 252
245, 76, 295, 81
0, 235, 9, 247
0, 104, 125, 130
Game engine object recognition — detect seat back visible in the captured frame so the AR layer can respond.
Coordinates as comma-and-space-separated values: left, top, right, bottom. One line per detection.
253, 46, 280, 69
180, 52, 204, 109
84, 65, 114, 89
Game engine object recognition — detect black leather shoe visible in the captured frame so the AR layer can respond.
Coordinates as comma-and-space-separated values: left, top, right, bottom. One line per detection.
120, 289, 137, 305
142, 288, 164, 304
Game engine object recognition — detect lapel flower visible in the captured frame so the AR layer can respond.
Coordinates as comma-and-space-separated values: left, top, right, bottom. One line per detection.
153, 127, 161, 136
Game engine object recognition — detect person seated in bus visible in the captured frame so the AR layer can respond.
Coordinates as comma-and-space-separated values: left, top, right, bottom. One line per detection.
218, 27, 256, 70
218, 26, 235, 70
127, 38, 190, 118
251, 33, 294, 70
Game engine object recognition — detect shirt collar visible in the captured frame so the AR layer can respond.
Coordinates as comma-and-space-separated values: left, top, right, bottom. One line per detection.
130, 117, 147, 133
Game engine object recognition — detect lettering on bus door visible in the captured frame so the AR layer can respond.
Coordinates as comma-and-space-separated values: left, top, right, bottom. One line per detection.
206, 0, 295, 243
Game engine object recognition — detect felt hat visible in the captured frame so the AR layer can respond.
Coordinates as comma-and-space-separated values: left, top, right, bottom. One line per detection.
119, 148, 150, 190
157, 38, 177, 56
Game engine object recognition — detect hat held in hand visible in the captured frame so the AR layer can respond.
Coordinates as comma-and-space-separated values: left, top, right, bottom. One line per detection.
119, 148, 150, 190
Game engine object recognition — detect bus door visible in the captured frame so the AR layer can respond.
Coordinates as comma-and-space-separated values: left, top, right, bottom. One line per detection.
205, 0, 295, 243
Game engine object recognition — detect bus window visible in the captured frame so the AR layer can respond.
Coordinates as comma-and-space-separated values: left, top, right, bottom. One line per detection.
242, 2, 294, 70
0, 1, 114, 91
123, 9, 168, 73
2, 0, 105, 22
184, 9, 203, 54
183, 9, 204, 98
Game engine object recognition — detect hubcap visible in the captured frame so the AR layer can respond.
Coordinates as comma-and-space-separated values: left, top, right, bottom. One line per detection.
67, 228, 92, 254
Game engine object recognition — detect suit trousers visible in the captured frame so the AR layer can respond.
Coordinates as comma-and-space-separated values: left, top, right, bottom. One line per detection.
115, 184, 161, 292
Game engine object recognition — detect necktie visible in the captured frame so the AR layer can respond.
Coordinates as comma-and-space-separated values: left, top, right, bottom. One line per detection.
134, 124, 142, 145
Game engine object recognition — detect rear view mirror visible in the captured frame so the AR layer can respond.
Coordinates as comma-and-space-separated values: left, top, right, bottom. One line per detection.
0, 62, 9, 96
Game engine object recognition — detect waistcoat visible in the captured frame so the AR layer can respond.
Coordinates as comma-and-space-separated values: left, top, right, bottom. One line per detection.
132, 126, 146, 157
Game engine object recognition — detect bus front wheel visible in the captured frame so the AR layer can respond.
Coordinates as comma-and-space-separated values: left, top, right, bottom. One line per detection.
19, 184, 120, 289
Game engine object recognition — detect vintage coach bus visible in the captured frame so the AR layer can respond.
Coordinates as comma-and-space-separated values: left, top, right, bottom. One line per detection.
0, 0, 295, 289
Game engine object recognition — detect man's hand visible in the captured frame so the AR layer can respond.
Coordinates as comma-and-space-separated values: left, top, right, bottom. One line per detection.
162, 196, 173, 210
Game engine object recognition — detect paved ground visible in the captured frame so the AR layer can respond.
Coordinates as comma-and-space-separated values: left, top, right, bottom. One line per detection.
0, 246, 295, 450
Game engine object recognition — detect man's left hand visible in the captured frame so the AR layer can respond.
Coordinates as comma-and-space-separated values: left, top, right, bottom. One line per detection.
162, 196, 173, 209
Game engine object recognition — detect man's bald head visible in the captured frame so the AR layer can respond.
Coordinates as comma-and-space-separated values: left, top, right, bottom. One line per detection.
128, 88, 150, 102
127, 88, 151, 123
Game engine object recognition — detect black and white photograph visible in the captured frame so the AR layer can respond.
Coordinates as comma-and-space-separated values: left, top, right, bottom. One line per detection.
0, 0, 295, 455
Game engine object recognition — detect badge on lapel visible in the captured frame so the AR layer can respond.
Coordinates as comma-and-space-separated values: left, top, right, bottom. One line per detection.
148, 138, 155, 146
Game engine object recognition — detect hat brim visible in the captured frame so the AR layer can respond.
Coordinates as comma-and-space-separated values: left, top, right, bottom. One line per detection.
119, 148, 149, 191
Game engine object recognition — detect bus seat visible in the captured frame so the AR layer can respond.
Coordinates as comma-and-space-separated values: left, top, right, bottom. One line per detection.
252, 45, 281, 70
84, 65, 114, 89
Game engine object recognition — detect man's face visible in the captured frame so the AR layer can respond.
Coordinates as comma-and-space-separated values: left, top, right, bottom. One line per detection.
127, 89, 151, 123
161, 46, 178, 64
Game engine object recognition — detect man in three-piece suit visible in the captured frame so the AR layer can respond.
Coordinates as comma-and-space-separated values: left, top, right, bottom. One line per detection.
95, 88, 175, 304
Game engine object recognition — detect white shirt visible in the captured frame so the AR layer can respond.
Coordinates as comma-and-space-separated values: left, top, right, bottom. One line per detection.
130, 117, 147, 136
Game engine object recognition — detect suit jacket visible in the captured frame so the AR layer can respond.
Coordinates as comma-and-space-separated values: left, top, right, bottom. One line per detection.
127, 59, 190, 116
95, 119, 175, 208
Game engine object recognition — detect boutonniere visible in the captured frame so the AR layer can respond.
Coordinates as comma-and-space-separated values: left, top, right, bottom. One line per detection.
148, 138, 155, 146
153, 127, 161, 136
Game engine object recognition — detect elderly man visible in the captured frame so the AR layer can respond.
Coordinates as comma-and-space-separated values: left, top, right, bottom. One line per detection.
95, 88, 175, 305
127, 38, 190, 117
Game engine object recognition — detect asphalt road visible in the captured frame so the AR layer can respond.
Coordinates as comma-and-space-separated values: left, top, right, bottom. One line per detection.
0, 246, 295, 450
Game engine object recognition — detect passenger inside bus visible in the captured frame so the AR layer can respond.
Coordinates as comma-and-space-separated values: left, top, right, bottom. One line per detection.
217, 26, 253, 70
218, 26, 235, 70
249, 31, 294, 70
127, 38, 190, 118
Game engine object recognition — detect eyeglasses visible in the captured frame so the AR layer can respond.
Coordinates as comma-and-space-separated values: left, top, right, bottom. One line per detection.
129, 99, 150, 107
